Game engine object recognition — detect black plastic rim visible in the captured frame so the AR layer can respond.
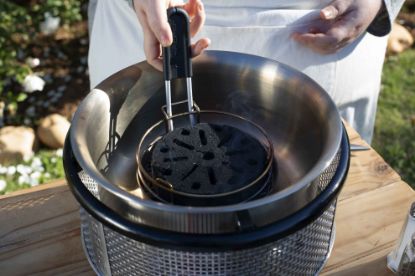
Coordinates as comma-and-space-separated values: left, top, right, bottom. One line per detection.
63, 126, 350, 252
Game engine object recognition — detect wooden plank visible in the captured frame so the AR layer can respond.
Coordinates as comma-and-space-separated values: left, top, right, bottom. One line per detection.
0, 124, 413, 275
341, 123, 402, 201
339, 148, 402, 201
321, 182, 415, 275
320, 123, 414, 274
0, 181, 93, 275
0, 179, 67, 200
323, 253, 394, 276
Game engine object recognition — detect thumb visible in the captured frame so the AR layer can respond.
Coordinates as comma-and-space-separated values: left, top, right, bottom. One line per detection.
146, 1, 173, 46
320, 0, 349, 20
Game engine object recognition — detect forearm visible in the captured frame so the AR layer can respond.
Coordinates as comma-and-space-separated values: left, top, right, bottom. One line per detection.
368, 0, 406, 36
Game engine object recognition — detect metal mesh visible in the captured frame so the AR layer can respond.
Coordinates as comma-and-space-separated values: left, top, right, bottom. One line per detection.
317, 148, 341, 192
80, 209, 111, 275
77, 147, 341, 275
79, 170, 99, 198
80, 202, 336, 276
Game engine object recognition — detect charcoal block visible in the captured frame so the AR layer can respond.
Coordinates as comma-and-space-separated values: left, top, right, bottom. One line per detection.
149, 123, 267, 195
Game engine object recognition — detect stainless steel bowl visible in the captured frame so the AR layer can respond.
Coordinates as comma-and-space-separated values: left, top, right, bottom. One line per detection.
69, 51, 343, 234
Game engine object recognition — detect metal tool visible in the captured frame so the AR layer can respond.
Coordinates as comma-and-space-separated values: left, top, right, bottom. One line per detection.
388, 202, 415, 273
397, 234, 415, 275
350, 144, 371, 151
162, 8, 194, 131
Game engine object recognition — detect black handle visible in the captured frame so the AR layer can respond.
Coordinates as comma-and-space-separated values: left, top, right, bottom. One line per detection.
163, 8, 192, 80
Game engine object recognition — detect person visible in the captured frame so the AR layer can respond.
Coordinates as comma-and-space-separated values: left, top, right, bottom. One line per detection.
88, 0, 405, 143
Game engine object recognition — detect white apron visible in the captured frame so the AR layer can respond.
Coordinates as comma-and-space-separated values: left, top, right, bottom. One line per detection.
88, 0, 388, 142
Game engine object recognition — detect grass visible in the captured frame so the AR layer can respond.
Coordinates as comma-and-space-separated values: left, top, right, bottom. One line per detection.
372, 49, 415, 188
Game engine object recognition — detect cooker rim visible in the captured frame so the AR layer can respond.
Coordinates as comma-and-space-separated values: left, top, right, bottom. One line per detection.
63, 126, 349, 250
69, 50, 343, 215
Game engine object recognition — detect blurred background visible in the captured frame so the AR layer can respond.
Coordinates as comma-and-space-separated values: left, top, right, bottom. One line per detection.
0, 0, 413, 194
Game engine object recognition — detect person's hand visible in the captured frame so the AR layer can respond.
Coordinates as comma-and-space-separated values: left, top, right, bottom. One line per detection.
133, 0, 210, 70
292, 0, 383, 54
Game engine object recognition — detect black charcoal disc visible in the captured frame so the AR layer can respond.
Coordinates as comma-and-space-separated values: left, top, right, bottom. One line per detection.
149, 123, 267, 195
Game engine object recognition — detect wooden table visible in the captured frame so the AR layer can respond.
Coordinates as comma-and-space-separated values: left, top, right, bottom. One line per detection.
0, 125, 414, 275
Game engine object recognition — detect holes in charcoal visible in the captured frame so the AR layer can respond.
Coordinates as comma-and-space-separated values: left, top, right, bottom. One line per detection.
208, 167, 217, 185
247, 159, 258, 166
203, 151, 215, 160
173, 139, 194, 150
152, 125, 266, 195
160, 147, 169, 153
199, 130, 207, 145
191, 182, 201, 190
181, 129, 190, 136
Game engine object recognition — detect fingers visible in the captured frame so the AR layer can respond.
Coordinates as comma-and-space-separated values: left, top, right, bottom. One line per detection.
294, 0, 384, 54
320, 6, 339, 20
292, 33, 339, 54
183, 0, 209, 58
134, 0, 208, 71
144, 35, 163, 71
168, 0, 185, 8
191, 38, 210, 57
292, 22, 354, 55
293, 2, 362, 55
182, 0, 206, 37
182, 0, 199, 17
320, 0, 353, 20
145, 1, 173, 46
328, 15, 361, 40
292, 24, 353, 54
137, 9, 164, 70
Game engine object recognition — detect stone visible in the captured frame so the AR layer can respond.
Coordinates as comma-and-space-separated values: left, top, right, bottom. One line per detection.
387, 22, 414, 55
37, 114, 70, 149
0, 101, 4, 127
0, 126, 35, 164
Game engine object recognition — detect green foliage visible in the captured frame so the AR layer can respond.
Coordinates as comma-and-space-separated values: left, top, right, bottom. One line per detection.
0, 150, 64, 195
31, 0, 82, 25
0, 1, 32, 106
401, 0, 415, 13
0, 0, 84, 122
373, 49, 415, 187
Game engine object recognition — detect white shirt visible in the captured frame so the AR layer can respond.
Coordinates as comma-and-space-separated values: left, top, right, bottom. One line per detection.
88, 0, 389, 142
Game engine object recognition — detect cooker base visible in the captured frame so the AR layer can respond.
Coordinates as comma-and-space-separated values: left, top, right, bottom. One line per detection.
80, 202, 336, 276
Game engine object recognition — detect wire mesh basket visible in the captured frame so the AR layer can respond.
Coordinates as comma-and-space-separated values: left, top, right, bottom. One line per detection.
63, 50, 350, 276
80, 203, 336, 276
65, 133, 348, 276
